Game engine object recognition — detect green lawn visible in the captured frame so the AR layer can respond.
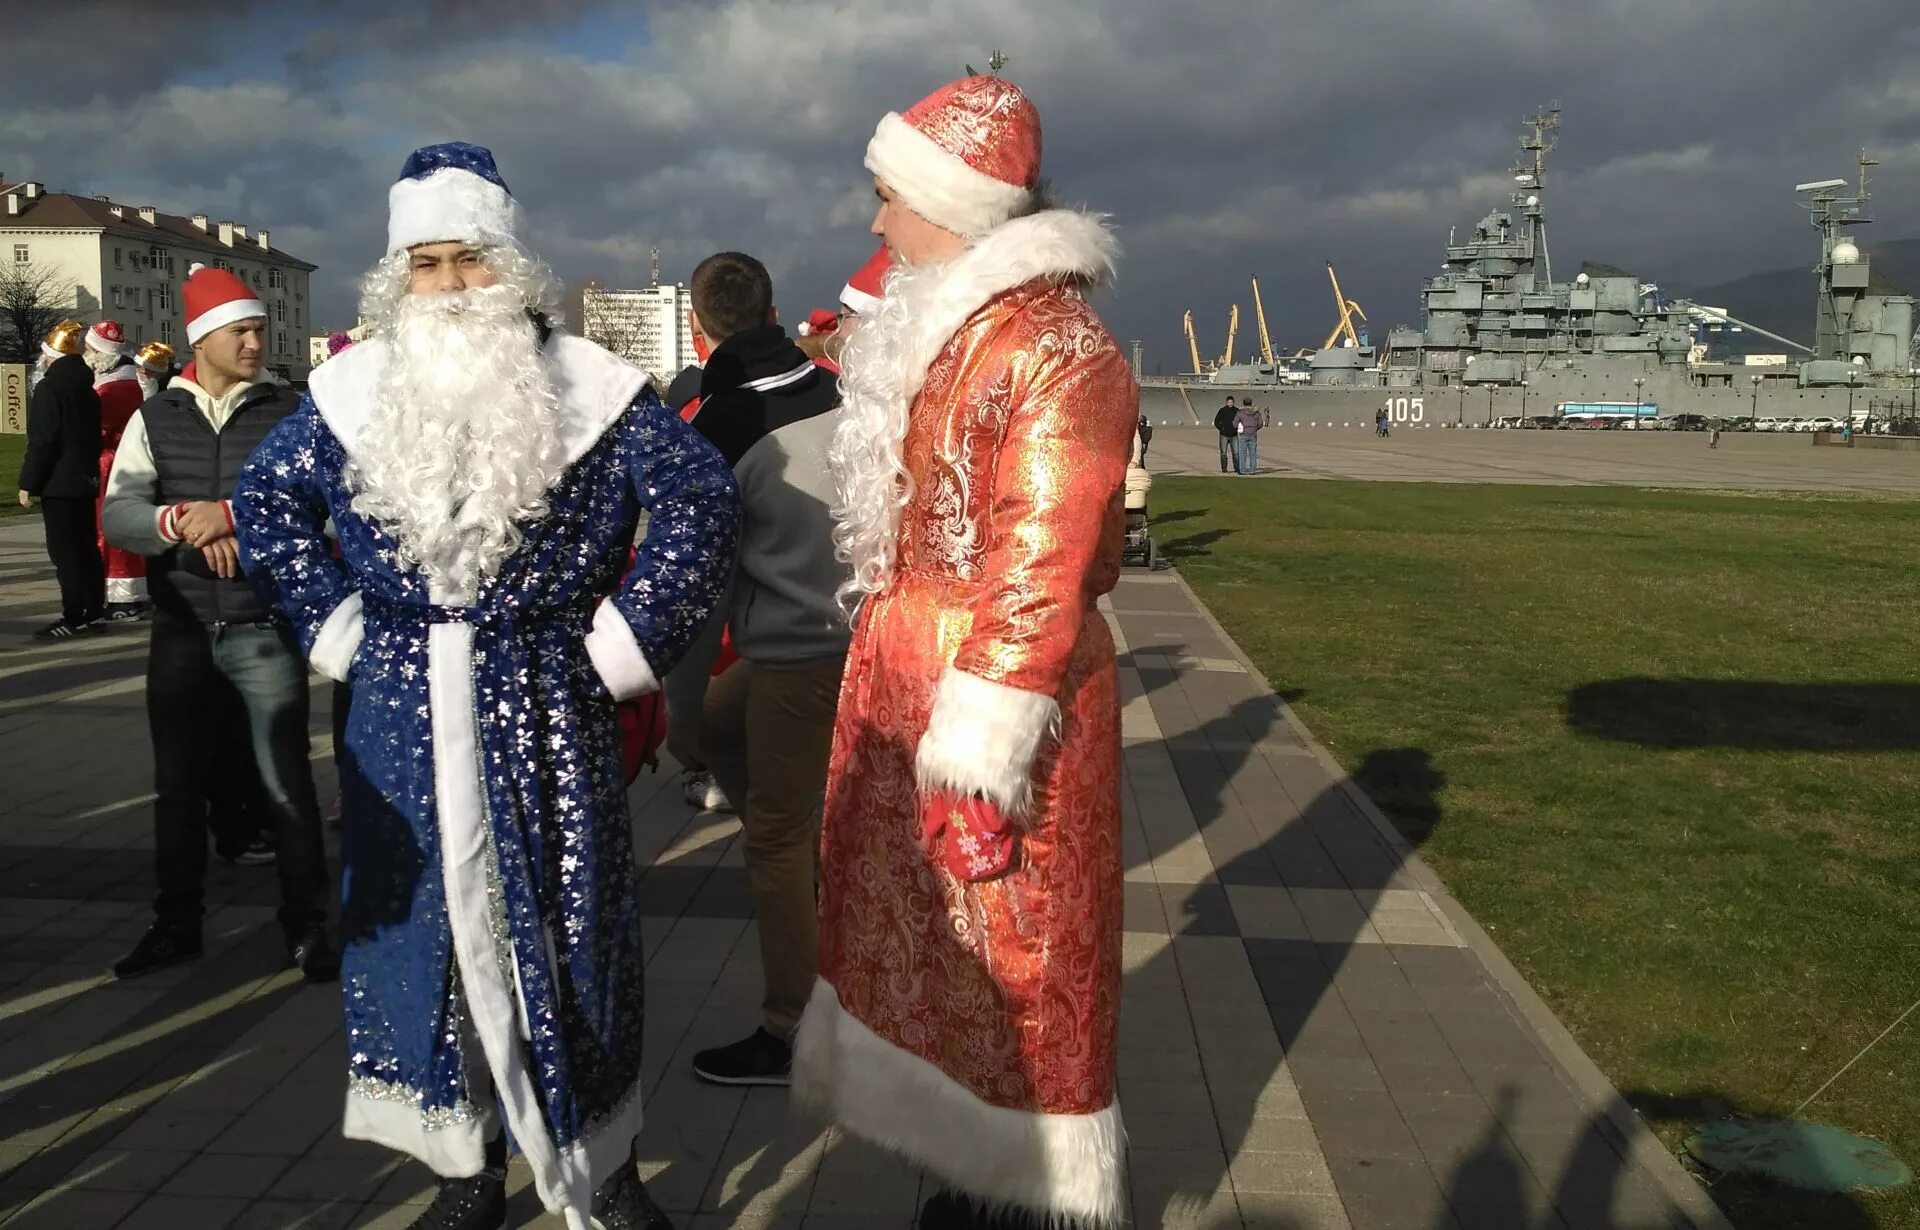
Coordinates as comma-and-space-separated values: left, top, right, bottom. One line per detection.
1156, 477, 1920, 1230
0, 434, 30, 516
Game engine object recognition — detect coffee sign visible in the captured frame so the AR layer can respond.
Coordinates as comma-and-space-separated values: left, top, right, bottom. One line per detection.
0, 365, 26, 435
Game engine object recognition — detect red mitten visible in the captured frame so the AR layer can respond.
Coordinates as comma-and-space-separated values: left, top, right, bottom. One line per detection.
921, 790, 1016, 882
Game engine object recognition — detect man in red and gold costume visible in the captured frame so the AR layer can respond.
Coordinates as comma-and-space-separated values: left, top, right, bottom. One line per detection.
793, 75, 1138, 1230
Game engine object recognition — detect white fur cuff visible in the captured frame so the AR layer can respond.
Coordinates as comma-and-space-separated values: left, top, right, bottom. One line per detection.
914, 667, 1060, 818
583, 600, 659, 701
866, 112, 1033, 238
310, 592, 364, 683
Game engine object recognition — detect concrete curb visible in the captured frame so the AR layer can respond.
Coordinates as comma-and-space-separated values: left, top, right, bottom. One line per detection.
1165, 565, 1735, 1230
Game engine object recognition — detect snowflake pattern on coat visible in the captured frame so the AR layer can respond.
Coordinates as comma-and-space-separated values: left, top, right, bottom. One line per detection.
235, 382, 737, 1213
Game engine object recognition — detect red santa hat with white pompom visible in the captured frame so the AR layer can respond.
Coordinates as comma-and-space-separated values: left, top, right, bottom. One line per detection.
84, 319, 129, 355
182, 263, 267, 344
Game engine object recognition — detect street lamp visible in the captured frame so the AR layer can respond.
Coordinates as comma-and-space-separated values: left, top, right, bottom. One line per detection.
1520, 379, 1530, 421
1486, 384, 1495, 426
1750, 373, 1762, 429
1457, 381, 1465, 425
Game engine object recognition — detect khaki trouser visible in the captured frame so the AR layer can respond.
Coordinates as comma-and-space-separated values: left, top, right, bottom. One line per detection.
698, 654, 846, 1037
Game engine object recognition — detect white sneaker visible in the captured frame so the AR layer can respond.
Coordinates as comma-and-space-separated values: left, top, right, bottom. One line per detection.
681, 771, 711, 809
702, 782, 734, 813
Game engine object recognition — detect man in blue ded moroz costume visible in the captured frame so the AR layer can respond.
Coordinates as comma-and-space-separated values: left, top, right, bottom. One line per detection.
235, 143, 738, 1230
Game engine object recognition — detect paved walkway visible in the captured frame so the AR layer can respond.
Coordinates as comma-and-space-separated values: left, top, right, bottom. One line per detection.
1138, 426, 1920, 494
0, 519, 1732, 1229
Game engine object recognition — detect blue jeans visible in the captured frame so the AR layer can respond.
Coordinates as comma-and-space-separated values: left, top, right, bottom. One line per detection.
1218, 435, 1235, 473
149, 611, 329, 934
1233, 435, 1259, 473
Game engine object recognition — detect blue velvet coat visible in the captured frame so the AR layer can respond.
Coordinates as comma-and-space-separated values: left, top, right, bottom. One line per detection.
234, 333, 738, 1226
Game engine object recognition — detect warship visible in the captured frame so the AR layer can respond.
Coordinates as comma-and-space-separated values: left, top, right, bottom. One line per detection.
1139, 108, 1918, 430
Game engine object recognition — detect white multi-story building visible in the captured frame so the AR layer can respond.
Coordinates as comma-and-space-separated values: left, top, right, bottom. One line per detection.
581, 282, 695, 377
0, 177, 319, 378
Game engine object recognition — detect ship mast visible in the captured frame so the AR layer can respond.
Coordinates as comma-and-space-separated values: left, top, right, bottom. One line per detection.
1511, 106, 1560, 289
1797, 150, 1875, 361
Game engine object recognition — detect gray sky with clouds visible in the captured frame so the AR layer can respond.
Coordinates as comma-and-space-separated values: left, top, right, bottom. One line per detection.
7, 0, 1919, 371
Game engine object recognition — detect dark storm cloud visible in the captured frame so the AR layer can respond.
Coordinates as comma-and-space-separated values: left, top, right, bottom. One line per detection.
5, 0, 1919, 362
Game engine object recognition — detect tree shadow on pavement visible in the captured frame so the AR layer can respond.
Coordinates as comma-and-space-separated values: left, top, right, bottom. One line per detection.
1122, 648, 1731, 1229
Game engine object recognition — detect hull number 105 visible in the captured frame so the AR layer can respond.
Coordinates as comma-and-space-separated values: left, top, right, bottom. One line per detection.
1381, 397, 1425, 423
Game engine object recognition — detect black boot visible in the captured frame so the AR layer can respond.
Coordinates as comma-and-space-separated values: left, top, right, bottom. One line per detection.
408, 1136, 506, 1229
112, 922, 202, 979
591, 1146, 673, 1229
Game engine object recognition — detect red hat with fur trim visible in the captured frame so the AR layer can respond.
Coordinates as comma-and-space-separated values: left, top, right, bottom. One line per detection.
797, 308, 841, 338
183, 263, 267, 344
85, 319, 129, 355
840, 246, 890, 315
864, 75, 1042, 237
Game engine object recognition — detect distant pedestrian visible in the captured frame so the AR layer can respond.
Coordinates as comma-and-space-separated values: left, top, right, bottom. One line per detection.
1376, 408, 1391, 438
85, 321, 151, 622
1138, 413, 1153, 461
1214, 394, 1239, 472
18, 319, 105, 639
1233, 401, 1263, 473
1709, 426, 1720, 449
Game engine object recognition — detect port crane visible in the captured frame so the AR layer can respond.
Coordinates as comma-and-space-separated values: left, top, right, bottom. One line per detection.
1320, 263, 1368, 350
1250, 277, 1276, 364
1182, 310, 1204, 374
1219, 303, 1239, 368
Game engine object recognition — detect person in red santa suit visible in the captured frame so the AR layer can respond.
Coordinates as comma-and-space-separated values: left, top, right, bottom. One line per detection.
84, 321, 151, 620
792, 75, 1138, 1230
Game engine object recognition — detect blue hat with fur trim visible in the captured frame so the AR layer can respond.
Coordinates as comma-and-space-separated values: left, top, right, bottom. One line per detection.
387, 142, 524, 255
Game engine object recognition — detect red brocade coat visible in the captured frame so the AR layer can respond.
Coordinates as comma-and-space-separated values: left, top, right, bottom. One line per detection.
794, 212, 1138, 1226
95, 364, 147, 601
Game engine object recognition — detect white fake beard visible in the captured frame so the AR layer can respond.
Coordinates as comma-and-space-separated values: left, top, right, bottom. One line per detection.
827, 258, 949, 613
83, 348, 120, 377
346, 284, 564, 597
137, 372, 159, 399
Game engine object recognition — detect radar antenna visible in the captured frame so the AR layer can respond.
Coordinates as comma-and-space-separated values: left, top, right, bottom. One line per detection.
1797, 148, 1877, 360
649, 245, 660, 288
1511, 105, 1560, 287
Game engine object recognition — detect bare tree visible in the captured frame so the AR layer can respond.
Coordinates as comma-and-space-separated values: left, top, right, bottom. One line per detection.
0, 261, 74, 363
579, 286, 652, 367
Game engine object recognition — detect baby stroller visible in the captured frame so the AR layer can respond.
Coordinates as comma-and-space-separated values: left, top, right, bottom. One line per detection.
1120, 424, 1157, 569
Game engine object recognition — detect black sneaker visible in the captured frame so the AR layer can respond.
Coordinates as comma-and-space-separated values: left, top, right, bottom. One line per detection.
691, 1027, 791, 1087
288, 926, 341, 983
232, 834, 277, 866
32, 618, 91, 641
113, 924, 202, 979
104, 603, 149, 623
590, 1152, 673, 1230
407, 1171, 505, 1230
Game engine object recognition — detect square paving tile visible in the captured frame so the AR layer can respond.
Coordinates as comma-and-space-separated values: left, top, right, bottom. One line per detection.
161, 1151, 294, 1200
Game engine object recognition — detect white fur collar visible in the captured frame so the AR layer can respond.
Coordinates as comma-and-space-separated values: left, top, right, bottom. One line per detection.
828, 210, 1119, 609
309, 328, 651, 470
94, 364, 142, 388
886, 210, 1117, 410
